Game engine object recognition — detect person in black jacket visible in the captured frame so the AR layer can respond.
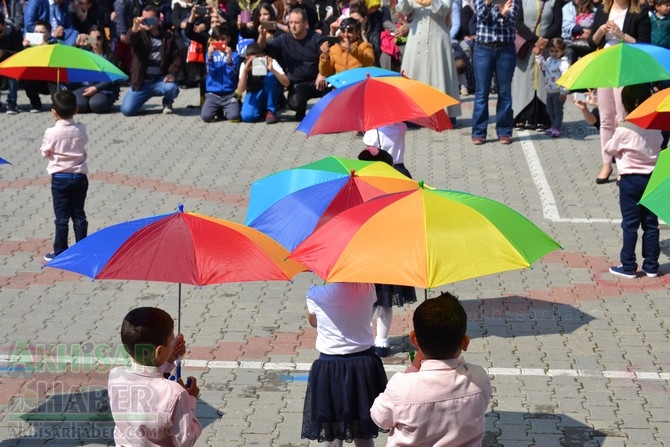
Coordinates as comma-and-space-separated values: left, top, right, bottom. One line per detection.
0, 12, 23, 114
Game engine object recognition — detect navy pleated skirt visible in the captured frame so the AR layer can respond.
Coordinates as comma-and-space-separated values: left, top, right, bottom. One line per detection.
375, 283, 417, 308
301, 347, 388, 442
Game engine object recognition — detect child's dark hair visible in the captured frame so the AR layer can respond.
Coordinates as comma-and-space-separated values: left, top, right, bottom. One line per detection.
358, 148, 393, 166
121, 307, 174, 365
339, 17, 362, 32
52, 90, 78, 119
245, 42, 265, 57
655, 0, 669, 6
211, 23, 231, 41
622, 83, 652, 114
413, 292, 467, 359
34, 20, 52, 33
548, 37, 567, 51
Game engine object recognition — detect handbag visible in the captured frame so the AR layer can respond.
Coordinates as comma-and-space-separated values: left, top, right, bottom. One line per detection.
186, 40, 205, 64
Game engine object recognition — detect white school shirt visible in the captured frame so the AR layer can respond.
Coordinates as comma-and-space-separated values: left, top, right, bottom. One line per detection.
306, 282, 376, 355
363, 122, 408, 165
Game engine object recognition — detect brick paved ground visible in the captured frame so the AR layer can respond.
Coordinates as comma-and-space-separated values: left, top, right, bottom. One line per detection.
0, 85, 668, 446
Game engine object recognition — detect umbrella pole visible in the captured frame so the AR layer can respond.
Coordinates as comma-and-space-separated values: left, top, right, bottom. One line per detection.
176, 282, 182, 380
424, 289, 427, 301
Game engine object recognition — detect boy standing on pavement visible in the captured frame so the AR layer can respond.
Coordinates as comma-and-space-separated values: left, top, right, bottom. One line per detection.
40, 90, 89, 262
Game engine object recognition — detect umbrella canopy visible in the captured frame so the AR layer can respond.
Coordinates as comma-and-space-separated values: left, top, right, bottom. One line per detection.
626, 87, 670, 130
640, 149, 670, 222
296, 76, 458, 135
289, 183, 562, 288
0, 43, 128, 83
514, 91, 551, 130
556, 43, 670, 90
245, 157, 419, 251
0, 157, 10, 165
45, 206, 304, 284
327, 67, 400, 88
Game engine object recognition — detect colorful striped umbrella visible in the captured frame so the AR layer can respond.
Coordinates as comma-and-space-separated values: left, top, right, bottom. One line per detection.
245, 157, 419, 251
296, 76, 458, 135
0, 43, 128, 84
557, 43, 670, 90
640, 149, 670, 223
289, 184, 561, 288
626, 87, 670, 130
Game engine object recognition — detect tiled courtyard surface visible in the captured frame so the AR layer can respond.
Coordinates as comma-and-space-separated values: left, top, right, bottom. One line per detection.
0, 86, 668, 446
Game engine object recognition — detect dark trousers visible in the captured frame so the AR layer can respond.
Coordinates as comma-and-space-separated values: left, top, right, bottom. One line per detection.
287, 81, 326, 118
24, 81, 58, 109
618, 173, 660, 273
51, 174, 89, 255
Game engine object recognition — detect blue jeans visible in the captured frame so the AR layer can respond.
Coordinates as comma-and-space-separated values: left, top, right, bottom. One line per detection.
1, 77, 18, 107
241, 73, 283, 122
546, 92, 564, 130
120, 80, 179, 116
471, 42, 515, 139
619, 174, 660, 273
51, 173, 88, 255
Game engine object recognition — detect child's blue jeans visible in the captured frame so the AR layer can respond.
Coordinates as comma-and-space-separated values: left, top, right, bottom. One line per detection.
51, 173, 88, 255
618, 173, 659, 274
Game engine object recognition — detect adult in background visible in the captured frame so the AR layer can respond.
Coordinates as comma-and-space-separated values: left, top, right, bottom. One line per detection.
512, 0, 563, 130
259, 5, 328, 121
318, 17, 375, 76
0, 12, 23, 114
120, 5, 181, 116
397, 0, 462, 121
24, 0, 80, 45
470, 0, 519, 145
588, 0, 650, 183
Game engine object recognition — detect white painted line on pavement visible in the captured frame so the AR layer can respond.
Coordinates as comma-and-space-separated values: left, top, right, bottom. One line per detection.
518, 130, 622, 224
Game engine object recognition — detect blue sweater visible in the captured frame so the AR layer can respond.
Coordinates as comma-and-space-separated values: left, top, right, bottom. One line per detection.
205, 50, 240, 94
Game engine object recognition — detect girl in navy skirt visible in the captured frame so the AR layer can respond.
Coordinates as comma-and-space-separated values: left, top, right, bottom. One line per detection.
302, 282, 388, 446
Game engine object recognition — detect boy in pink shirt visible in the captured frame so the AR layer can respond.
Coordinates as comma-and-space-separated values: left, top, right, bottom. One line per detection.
40, 90, 89, 262
370, 292, 492, 447
605, 85, 664, 279
108, 307, 202, 446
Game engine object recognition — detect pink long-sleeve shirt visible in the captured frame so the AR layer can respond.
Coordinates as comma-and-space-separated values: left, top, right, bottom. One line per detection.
108, 361, 202, 447
604, 122, 663, 175
370, 356, 492, 447
40, 118, 89, 175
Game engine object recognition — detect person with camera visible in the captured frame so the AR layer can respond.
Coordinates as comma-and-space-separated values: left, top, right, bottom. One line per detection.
201, 25, 243, 122
259, 5, 328, 121
318, 17, 374, 76
120, 4, 182, 116
237, 42, 288, 123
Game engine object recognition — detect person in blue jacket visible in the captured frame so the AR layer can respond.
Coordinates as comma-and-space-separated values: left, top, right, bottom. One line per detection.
201, 24, 242, 122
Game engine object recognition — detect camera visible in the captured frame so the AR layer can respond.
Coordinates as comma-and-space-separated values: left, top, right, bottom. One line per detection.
211, 41, 226, 51
196, 6, 208, 16
87, 34, 98, 45
261, 20, 277, 31
326, 35, 341, 46
252, 57, 268, 76
573, 92, 589, 102
142, 16, 158, 26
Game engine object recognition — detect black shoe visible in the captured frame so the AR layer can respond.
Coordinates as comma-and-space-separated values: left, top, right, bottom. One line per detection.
294, 112, 305, 122
374, 346, 390, 357
44, 252, 56, 262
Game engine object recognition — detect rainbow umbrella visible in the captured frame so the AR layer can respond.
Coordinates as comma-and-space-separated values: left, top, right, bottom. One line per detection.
245, 157, 419, 251
296, 76, 458, 135
557, 43, 670, 90
626, 87, 670, 130
45, 205, 304, 330
0, 43, 128, 84
640, 150, 670, 223
326, 67, 400, 88
289, 183, 561, 288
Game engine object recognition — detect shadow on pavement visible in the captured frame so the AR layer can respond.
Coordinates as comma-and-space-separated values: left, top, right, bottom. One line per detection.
0, 386, 220, 446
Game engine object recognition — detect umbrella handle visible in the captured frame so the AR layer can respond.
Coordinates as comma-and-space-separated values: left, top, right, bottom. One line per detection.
175, 357, 182, 380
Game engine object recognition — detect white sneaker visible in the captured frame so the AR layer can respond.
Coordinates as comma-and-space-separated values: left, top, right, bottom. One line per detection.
162, 105, 173, 115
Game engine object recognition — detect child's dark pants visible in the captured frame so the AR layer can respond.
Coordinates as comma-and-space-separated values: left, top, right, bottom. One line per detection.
619, 173, 660, 273
51, 173, 88, 255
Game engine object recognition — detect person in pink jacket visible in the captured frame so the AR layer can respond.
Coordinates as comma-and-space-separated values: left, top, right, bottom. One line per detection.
605, 84, 663, 279
108, 307, 202, 446
370, 292, 492, 447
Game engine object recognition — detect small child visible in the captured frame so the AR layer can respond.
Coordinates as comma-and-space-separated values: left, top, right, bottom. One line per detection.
535, 38, 570, 137
201, 24, 242, 123
108, 307, 202, 446
362, 122, 411, 178
370, 292, 492, 446
40, 90, 89, 261
237, 42, 289, 124
573, 0, 595, 40
302, 282, 388, 446
651, 0, 670, 50
605, 85, 663, 279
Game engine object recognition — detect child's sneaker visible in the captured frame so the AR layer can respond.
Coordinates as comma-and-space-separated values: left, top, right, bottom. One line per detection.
641, 268, 658, 278
5, 105, 18, 115
265, 111, 278, 124
551, 128, 561, 138
609, 265, 636, 279
44, 252, 56, 262
544, 128, 553, 136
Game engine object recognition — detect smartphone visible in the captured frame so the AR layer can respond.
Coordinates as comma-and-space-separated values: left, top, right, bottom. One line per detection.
252, 57, 268, 76
261, 20, 277, 31
196, 6, 208, 16
87, 34, 98, 45
573, 92, 589, 102
326, 35, 341, 46
142, 16, 158, 26
211, 41, 225, 51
